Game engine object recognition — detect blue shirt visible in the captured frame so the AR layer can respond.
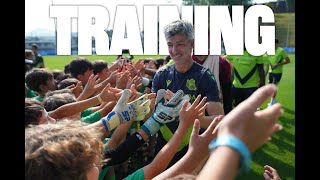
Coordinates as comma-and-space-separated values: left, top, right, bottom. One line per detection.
151, 62, 220, 166
152, 62, 220, 103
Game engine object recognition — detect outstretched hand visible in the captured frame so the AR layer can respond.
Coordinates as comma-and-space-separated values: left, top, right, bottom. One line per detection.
102, 89, 151, 131
178, 94, 207, 128
188, 116, 223, 156
217, 84, 283, 152
151, 90, 189, 124
263, 165, 281, 180
140, 90, 189, 137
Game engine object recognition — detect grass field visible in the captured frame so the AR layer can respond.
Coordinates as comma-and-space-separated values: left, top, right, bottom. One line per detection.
43, 54, 295, 179
237, 54, 295, 180
275, 13, 295, 47
43, 55, 167, 70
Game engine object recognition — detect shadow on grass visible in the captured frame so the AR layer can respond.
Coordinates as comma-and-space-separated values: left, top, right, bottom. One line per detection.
278, 116, 295, 140
282, 106, 295, 116
237, 111, 295, 180
237, 148, 295, 180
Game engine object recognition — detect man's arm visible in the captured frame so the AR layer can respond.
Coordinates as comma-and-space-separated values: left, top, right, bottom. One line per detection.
144, 68, 157, 77
49, 85, 117, 119
103, 91, 188, 167
49, 94, 108, 120
94, 71, 117, 94
197, 146, 241, 180
278, 56, 290, 66
197, 84, 283, 180
143, 120, 189, 179
153, 116, 223, 180
200, 101, 224, 129
143, 95, 207, 179
199, 70, 225, 129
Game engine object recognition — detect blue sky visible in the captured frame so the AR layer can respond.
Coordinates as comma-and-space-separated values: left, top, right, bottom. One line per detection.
25, 0, 276, 35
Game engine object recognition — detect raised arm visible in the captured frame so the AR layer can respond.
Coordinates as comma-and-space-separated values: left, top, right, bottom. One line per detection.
49, 84, 117, 120
200, 101, 224, 129
85, 89, 151, 135
153, 116, 223, 180
103, 90, 187, 167
143, 95, 207, 180
197, 84, 283, 180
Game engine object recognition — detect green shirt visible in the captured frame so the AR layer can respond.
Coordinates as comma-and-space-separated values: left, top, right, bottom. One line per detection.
139, 84, 146, 94
124, 168, 144, 180
34, 96, 44, 102
226, 51, 265, 88
25, 83, 37, 98
98, 166, 110, 180
81, 108, 92, 117
166, 59, 175, 66
81, 111, 101, 124
267, 47, 288, 74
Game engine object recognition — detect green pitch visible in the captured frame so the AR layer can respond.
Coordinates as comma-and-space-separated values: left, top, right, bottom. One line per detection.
43, 54, 295, 180
43, 55, 166, 70
238, 54, 295, 180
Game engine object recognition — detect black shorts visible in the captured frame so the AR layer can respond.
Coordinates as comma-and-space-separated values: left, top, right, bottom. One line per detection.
232, 86, 258, 107
269, 73, 282, 84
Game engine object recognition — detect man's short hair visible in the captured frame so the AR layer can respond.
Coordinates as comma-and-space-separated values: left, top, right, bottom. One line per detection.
57, 78, 79, 90
43, 92, 76, 112
69, 57, 93, 78
25, 49, 33, 59
25, 98, 43, 128
31, 44, 39, 49
25, 120, 104, 180
55, 74, 72, 85
92, 60, 108, 74
164, 20, 194, 40
64, 63, 70, 74
50, 69, 64, 80
25, 69, 54, 92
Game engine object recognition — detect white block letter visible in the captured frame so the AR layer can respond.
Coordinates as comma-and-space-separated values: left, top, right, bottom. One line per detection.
194, 6, 208, 55
50, 5, 77, 55
181, 6, 193, 25
210, 6, 243, 55
110, 6, 143, 55
245, 5, 275, 56
159, 5, 181, 55
143, 5, 158, 55
78, 6, 110, 55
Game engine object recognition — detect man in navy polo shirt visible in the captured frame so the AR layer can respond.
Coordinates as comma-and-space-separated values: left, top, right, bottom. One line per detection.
151, 20, 224, 168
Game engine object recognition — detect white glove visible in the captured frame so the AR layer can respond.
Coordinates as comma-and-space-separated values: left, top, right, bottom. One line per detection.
152, 90, 189, 123
102, 89, 151, 131
141, 90, 189, 136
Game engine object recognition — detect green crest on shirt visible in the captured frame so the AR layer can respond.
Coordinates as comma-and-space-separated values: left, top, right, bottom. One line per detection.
186, 79, 197, 91
166, 80, 171, 87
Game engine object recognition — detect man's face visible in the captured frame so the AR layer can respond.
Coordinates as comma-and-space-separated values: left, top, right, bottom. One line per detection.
166, 34, 194, 64
31, 47, 37, 54
146, 60, 157, 69
98, 67, 111, 80
45, 77, 57, 92
79, 69, 94, 85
